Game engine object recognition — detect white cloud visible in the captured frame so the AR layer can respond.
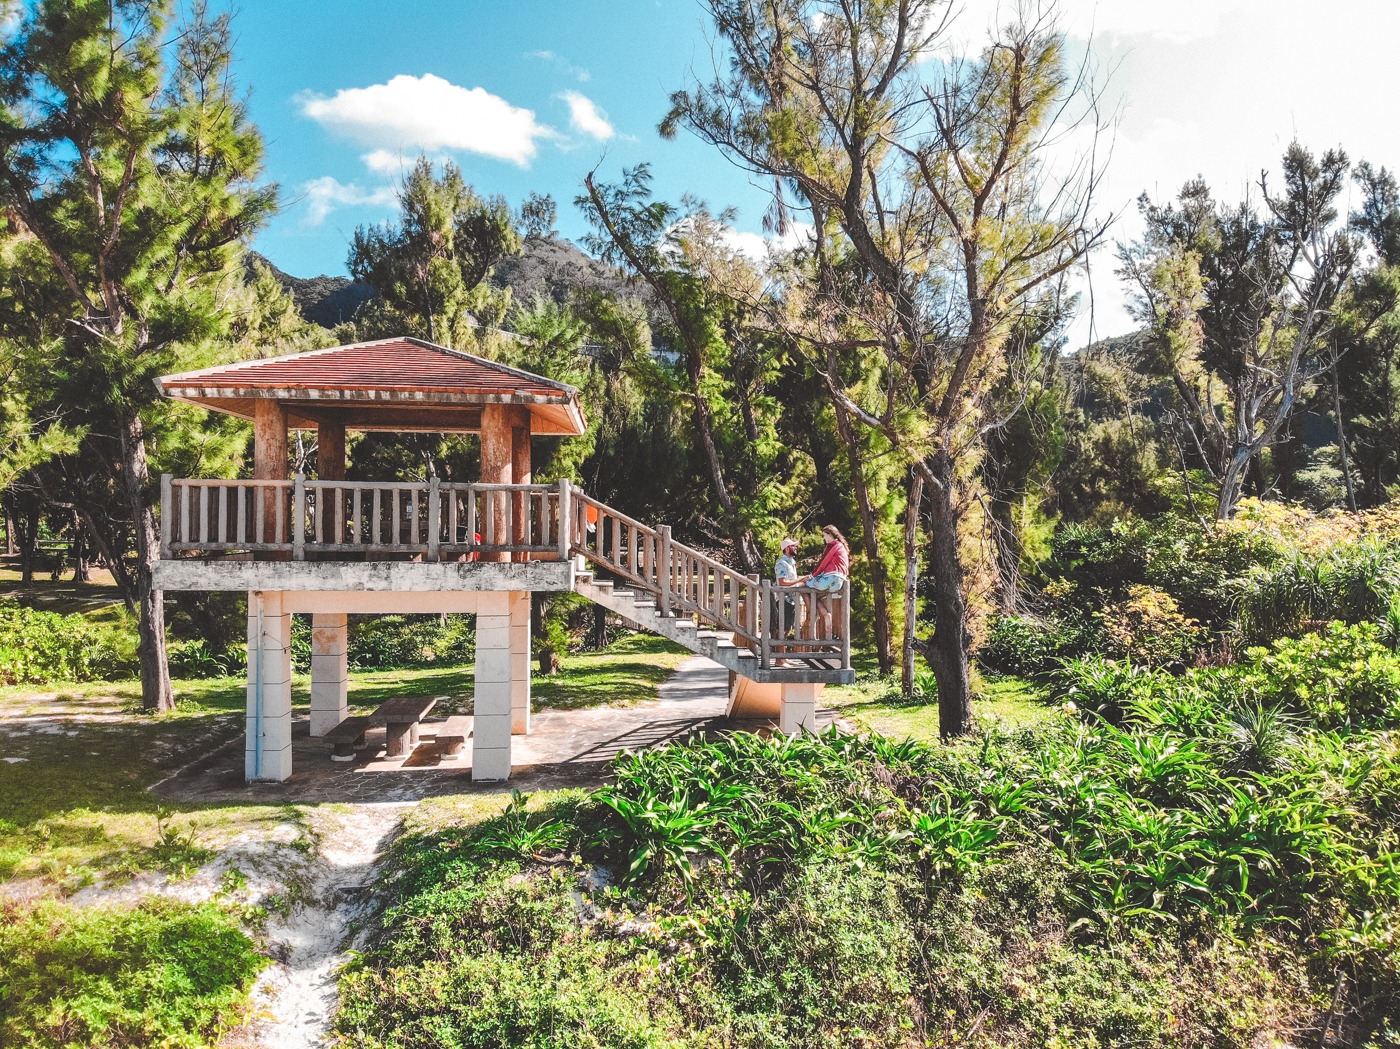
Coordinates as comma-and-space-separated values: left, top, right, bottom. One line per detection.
299, 74, 550, 166
948, 0, 1272, 53
300, 176, 397, 226
527, 49, 592, 82
720, 222, 815, 262
0, 1, 20, 38
361, 149, 407, 174
559, 91, 615, 140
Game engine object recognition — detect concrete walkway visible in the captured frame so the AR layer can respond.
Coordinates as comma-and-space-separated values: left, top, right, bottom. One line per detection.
155, 655, 788, 806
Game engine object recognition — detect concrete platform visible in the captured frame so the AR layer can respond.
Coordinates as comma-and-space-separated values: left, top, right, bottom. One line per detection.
153, 656, 840, 805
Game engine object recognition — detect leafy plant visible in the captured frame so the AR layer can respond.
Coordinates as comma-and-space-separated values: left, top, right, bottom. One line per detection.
0, 899, 264, 1048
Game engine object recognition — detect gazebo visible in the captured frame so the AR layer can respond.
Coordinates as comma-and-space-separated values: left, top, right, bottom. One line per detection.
153, 336, 853, 785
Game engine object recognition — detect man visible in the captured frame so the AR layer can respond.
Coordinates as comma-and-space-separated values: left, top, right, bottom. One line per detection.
771, 537, 801, 660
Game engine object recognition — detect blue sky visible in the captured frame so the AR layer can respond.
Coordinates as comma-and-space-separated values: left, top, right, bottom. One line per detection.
225, 0, 1400, 347
233, 0, 776, 279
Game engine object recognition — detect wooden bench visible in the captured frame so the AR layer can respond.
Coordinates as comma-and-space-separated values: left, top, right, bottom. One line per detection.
435, 715, 472, 758
368, 695, 440, 758
324, 715, 371, 761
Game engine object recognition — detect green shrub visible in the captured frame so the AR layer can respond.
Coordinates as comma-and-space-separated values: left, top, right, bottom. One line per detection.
168, 639, 246, 679
0, 898, 264, 1048
345, 725, 1374, 1047
697, 863, 917, 1048
980, 613, 1095, 678
0, 599, 135, 684
337, 860, 677, 1049
1095, 584, 1204, 667
343, 614, 476, 670
1236, 539, 1400, 645
1241, 621, 1400, 730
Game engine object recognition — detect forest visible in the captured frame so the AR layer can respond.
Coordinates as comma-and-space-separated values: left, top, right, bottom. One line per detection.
1, 0, 1399, 1046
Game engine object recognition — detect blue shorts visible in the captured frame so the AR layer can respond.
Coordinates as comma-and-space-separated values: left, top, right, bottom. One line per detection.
807, 572, 846, 593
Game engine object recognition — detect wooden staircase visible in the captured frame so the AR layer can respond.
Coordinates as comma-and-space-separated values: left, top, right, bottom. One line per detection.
564, 486, 854, 686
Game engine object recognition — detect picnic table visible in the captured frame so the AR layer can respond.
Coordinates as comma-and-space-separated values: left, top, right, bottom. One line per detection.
368, 695, 439, 758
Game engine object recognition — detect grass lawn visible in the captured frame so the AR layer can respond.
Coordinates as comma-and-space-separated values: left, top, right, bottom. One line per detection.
0, 632, 690, 894
825, 664, 1058, 741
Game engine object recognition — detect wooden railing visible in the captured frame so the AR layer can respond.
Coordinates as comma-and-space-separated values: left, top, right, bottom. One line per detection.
567, 489, 850, 671
159, 475, 851, 672
160, 475, 565, 561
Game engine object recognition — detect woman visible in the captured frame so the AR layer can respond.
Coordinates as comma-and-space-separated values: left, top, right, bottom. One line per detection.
802, 525, 849, 639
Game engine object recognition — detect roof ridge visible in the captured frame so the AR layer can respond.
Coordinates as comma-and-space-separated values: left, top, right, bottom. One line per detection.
405, 337, 579, 397
156, 337, 421, 388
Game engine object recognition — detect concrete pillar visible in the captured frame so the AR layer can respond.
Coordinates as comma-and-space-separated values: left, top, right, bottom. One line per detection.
779, 682, 820, 735
472, 591, 513, 780
309, 612, 348, 737
246, 590, 293, 781
508, 590, 531, 734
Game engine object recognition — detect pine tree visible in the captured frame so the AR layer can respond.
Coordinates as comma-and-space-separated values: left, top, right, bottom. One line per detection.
0, 0, 275, 711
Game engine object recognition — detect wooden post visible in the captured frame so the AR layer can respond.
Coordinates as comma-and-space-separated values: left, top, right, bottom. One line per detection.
760, 579, 772, 668
557, 479, 572, 562
479, 404, 513, 563
427, 475, 441, 562
658, 525, 672, 617
746, 573, 759, 641
316, 418, 346, 550
253, 399, 288, 554
841, 579, 852, 668
511, 410, 531, 562
160, 474, 173, 558
292, 473, 306, 560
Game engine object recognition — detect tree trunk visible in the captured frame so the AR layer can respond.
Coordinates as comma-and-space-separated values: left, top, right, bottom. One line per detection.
16, 503, 38, 585
832, 399, 893, 674
118, 412, 173, 713
71, 510, 89, 583
924, 452, 972, 737
1332, 362, 1359, 512
901, 468, 924, 695
1216, 447, 1252, 520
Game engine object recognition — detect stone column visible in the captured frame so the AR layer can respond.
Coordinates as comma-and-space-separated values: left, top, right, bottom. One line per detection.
309, 612, 348, 737
779, 682, 820, 735
508, 590, 531, 734
472, 591, 513, 780
246, 590, 293, 781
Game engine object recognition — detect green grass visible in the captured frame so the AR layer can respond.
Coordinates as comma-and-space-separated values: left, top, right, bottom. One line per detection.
0, 632, 692, 892
825, 666, 1056, 741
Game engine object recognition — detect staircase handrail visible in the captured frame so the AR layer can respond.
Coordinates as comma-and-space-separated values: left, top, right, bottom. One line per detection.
568, 490, 852, 666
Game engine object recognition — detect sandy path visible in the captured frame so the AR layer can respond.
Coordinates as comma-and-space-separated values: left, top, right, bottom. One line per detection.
250, 804, 409, 1048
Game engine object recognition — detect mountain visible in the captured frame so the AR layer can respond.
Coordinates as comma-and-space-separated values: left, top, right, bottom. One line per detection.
489, 235, 636, 307
255, 236, 636, 332
248, 253, 375, 330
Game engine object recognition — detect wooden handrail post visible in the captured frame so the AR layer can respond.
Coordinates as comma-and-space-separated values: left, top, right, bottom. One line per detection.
658, 525, 672, 617
746, 573, 759, 639
760, 578, 772, 668
159, 475, 173, 558
557, 479, 572, 561
292, 473, 306, 560
842, 580, 852, 668
427, 475, 441, 562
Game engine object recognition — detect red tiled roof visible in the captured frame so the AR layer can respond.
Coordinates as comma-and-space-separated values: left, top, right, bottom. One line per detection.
158, 337, 573, 398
